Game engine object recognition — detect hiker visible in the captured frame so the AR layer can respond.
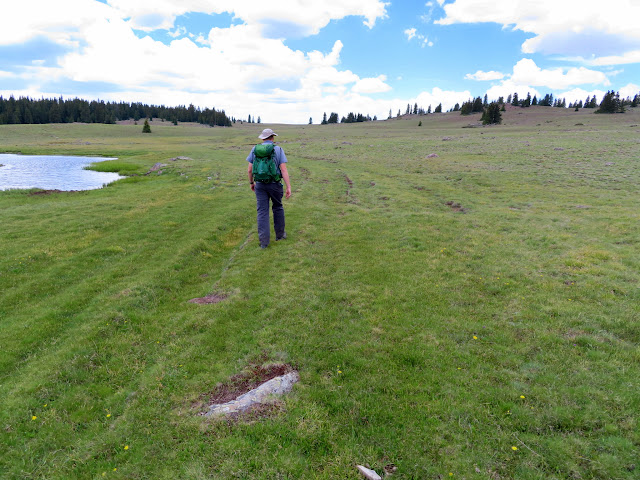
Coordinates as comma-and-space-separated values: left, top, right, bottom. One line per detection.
247, 128, 292, 248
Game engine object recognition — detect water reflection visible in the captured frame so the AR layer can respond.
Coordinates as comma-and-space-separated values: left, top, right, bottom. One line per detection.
0, 154, 125, 191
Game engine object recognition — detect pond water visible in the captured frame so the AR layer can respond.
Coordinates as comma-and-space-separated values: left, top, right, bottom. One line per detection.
0, 154, 125, 191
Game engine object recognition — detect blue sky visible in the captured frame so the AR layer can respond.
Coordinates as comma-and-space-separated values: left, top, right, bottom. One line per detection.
1, 1, 639, 123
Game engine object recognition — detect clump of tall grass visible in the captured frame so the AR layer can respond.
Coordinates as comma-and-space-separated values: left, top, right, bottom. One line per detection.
86, 160, 141, 174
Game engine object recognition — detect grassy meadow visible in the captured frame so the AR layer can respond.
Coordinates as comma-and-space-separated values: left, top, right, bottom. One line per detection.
1, 107, 639, 479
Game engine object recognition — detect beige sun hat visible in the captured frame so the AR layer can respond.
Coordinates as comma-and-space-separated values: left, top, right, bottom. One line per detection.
258, 128, 278, 139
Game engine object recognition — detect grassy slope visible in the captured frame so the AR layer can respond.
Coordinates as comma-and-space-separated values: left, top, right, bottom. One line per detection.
0, 108, 639, 479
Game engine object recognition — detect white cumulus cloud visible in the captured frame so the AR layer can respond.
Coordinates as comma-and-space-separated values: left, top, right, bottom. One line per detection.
436, 0, 640, 65
585, 50, 640, 67
0, 0, 114, 46
415, 87, 473, 112
479, 58, 614, 105
510, 59, 610, 89
0, 1, 394, 123
465, 70, 505, 81
557, 88, 607, 105
105, 0, 389, 35
404, 28, 417, 41
352, 75, 392, 94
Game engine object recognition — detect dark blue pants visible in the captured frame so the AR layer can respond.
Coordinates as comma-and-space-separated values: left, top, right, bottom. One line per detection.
255, 182, 285, 247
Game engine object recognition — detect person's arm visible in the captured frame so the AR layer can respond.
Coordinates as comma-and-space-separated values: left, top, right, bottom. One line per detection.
280, 163, 291, 199
247, 163, 255, 191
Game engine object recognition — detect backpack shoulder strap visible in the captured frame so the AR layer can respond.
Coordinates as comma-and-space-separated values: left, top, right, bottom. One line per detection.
254, 143, 275, 158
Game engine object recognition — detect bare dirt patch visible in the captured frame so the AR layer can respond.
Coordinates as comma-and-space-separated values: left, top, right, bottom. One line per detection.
188, 293, 228, 304
145, 162, 167, 175
299, 167, 311, 180
344, 174, 358, 204
446, 201, 467, 213
205, 363, 295, 406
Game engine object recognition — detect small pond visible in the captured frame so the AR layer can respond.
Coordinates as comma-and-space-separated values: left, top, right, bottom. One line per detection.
0, 154, 125, 191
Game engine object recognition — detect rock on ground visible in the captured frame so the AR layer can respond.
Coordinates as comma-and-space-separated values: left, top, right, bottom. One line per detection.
206, 371, 299, 416
356, 465, 382, 480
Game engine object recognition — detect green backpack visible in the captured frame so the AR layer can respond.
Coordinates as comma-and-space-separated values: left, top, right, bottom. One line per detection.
252, 143, 281, 183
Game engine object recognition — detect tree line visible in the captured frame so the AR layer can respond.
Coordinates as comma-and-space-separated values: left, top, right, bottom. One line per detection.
0, 95, 233, 127
318, 88, 639, 128
319, 112, 377, 124
454, 90, 640, 125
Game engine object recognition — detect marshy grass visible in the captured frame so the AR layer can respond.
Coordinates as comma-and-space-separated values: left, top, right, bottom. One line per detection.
85, 159, 142, 175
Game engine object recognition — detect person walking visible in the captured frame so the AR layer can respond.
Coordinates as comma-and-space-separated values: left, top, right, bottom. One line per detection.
247, 128, 292, 248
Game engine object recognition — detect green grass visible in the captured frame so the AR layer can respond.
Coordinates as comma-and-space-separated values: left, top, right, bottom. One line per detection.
1, 108, 639, 479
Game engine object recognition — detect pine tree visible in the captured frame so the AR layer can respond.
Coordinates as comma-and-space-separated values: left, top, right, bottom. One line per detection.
321, 112, 328, 124
596, 90, 625, 113
49, 102, 61, 123
460, 100, 473, 115
142, 119, 151, 133
472, 97, 484, 113
481, 102, 502, 125
434, 103, 442, 113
